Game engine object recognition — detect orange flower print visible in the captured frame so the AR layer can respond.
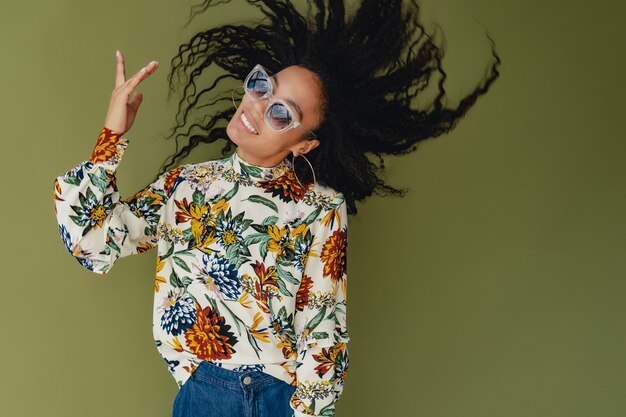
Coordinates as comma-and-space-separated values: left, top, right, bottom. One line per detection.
295, 275, 313, 311
312, 347, 335, 377
184, 302, 238, 361
320, 227, 347, 283
163, 166, 184, 196
252, 261, 280, 294
89, 127, 126, 164
258, 169, 310, 203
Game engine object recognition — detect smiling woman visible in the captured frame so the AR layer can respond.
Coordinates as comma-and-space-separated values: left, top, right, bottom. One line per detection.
52, 1, 500, 417
226, 64, 324, 168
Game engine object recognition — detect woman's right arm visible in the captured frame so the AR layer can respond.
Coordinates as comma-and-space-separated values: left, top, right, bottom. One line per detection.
52, 51, 171, 274
52, 126, 183, 274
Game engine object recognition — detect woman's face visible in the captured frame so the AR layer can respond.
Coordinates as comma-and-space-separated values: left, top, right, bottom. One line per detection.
226, 65, 323, 167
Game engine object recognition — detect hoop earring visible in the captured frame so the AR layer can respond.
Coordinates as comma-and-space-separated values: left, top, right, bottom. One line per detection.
231, 86, 244, 110
291, 153, 317, 188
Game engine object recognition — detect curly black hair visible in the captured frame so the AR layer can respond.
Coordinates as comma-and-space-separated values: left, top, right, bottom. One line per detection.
152, 0, 501, 215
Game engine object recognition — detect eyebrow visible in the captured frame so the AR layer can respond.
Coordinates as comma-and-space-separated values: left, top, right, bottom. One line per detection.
270, 74, 304, 121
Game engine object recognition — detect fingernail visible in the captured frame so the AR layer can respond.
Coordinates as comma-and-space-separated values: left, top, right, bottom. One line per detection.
116, 50, 120, 58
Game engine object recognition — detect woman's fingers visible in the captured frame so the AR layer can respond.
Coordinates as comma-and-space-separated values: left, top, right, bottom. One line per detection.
104, 53, 158, 135
115, 50, 126, 87
117, 60, 158, 98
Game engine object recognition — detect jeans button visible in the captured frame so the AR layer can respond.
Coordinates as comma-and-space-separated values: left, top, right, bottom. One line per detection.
243, 376, 252, 385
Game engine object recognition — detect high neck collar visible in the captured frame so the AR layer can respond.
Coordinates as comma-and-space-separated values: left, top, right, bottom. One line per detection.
230, 148, 292, 181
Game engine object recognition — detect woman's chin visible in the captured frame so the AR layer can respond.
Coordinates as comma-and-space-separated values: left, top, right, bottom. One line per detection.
226, 123, 242, 145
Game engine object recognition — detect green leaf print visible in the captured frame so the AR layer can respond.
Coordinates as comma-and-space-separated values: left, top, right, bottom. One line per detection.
69, 213, 87, 227
275, 265, 299, 284
261, 215, 279, 226
63, 175, 82, 186
83, 186, 97, 205
170, 270, 184, 288
172, 256, 191, 273
277, 256, 293, 267
192, 189, 205, 207
181, 276, 193, 288
302, 206, 322, 226
239, 244, 251, 257
106, 228, 121, 253
215, 295, 263, 359
160, 242, 175, 260
260, 240, 268, 261
318, 402, 336, 416
246, 195, 278, 212
225, 243, 239, 261
239, 162, 263, 178
243, 233, 269, 246
202, 293, 218, 310
307, 306, 327, 331
250, 223, 267, 233
88, 169, 109, 194
219, 182, 239, 202
274, 276, 294, 298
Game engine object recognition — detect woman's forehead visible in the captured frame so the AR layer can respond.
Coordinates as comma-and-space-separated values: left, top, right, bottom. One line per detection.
273, 65, 323, 122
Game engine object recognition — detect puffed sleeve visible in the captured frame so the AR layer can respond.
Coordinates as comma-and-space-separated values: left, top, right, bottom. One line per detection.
290, 192, 350, 417
52, 126, 182, 275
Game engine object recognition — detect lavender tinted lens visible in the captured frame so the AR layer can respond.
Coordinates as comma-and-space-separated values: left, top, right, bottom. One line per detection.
268, 103, 292, 130
246, 70, 270, 98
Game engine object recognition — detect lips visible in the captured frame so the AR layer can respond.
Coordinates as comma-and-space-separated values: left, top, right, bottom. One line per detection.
240, 111, 259, 134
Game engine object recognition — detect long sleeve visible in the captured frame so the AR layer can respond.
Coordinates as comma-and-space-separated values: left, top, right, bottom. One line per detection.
52, 126, 179, 275
290, 193, 350, 417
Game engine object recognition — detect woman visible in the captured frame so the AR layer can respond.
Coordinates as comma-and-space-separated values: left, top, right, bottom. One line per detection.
52, 1, 501, 416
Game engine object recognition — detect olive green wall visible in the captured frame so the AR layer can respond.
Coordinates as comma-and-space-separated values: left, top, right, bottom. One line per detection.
1, 0, 625, 416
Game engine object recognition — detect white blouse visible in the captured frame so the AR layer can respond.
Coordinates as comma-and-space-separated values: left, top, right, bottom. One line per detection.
53, 126, 350, 417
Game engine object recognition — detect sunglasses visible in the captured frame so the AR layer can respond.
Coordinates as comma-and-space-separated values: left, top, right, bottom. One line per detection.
243, 64, 317, 139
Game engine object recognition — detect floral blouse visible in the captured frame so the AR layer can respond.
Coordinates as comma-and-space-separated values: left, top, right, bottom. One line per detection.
52, 127, 350, 417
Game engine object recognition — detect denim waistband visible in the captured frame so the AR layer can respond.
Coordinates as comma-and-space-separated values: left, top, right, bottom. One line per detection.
192, 361, 285, 390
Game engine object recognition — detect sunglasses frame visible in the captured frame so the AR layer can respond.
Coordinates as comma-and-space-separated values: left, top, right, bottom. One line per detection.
243, 64, 317, 139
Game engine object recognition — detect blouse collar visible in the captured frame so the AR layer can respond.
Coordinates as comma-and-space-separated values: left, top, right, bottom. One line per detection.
230, 148, 292, 181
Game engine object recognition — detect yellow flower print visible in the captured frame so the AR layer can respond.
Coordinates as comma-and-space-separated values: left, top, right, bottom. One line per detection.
211, 198, 229, 216
154, 256, 166, 292
321, 206, 341, 229
136, 241, 155, 254
174, 197, 213, 244
249, 312, 271, 344
166, 336, 185, 353
267, 224, 293, 257
289, 223, 309, 240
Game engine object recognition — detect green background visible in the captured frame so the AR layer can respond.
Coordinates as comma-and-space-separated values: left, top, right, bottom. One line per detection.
1, 0, 625, 416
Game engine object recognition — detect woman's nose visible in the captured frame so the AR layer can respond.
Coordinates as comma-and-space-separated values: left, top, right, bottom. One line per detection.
249, 100, 266, 124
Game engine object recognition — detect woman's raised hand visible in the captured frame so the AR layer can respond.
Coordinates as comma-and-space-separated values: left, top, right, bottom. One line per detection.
103, 50, 159, 135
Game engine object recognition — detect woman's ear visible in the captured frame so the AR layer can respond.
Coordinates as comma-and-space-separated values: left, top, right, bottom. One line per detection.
295, 138, 320, 156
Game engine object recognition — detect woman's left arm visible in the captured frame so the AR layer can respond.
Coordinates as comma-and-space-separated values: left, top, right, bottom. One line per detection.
290, 193, 351, 417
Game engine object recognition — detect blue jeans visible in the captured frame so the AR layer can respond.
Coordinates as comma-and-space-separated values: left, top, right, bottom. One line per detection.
172, 361, 297, 417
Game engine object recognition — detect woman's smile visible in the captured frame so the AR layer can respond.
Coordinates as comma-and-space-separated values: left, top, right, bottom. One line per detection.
239, 111, 259, 134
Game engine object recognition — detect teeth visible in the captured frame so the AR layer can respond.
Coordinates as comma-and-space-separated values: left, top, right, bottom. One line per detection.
241, 112, 258, 134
